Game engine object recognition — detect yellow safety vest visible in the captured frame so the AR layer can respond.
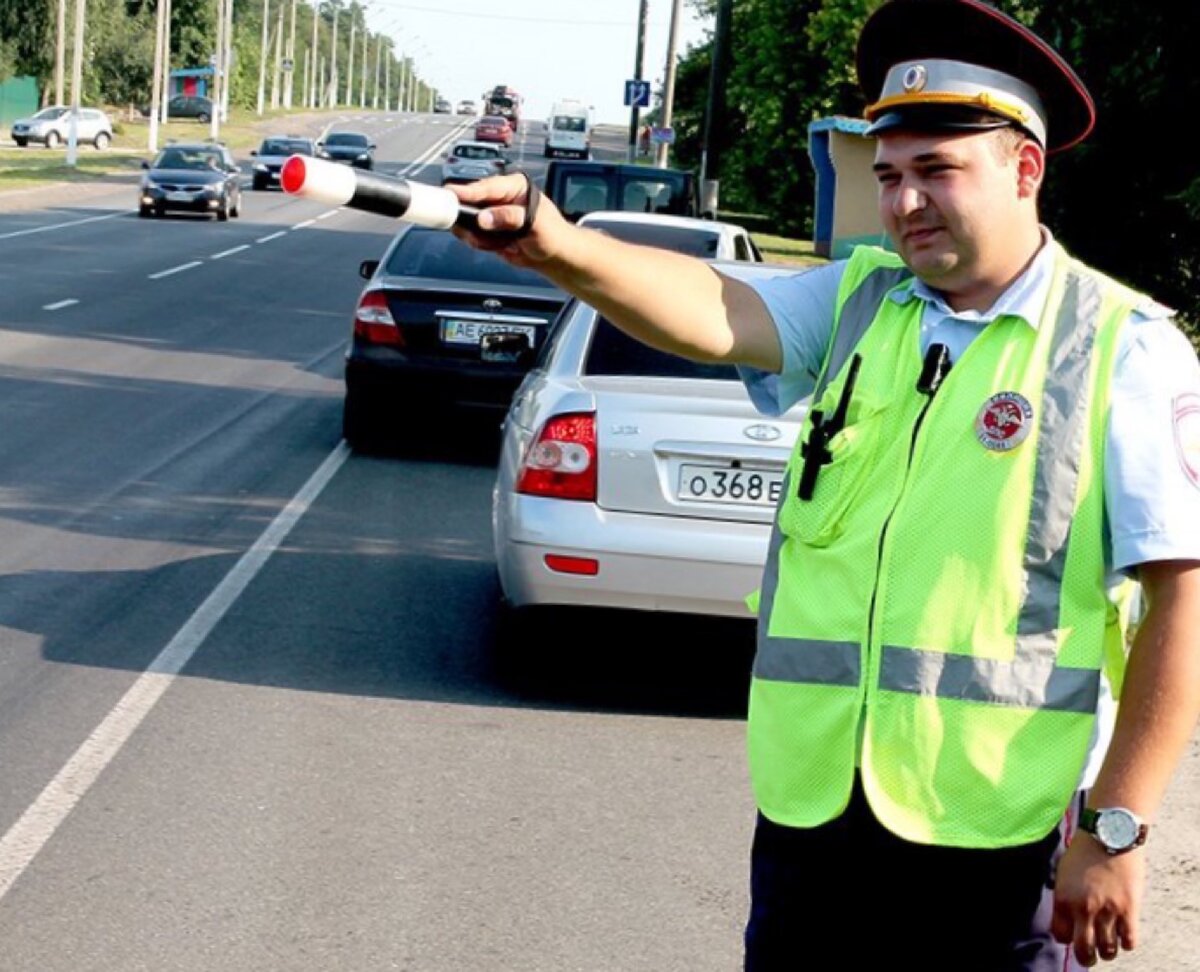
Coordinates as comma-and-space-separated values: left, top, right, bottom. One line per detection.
750, 244, 1144, 848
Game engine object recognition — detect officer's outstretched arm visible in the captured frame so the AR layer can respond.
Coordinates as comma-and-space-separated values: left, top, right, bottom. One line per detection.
449, 174, 783, 373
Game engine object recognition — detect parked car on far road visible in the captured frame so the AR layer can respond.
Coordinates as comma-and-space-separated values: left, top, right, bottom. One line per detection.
164, 95, 214, 122
434, 98, 453, 114
10, 106, 113, 149
474, 114, 513, 148
456, 100, 477, 115
577, 211, 764, 262
342, 226, 568, 450
441, 140, 509, 185
492, 261, 806, 632
137, 142, 243, 220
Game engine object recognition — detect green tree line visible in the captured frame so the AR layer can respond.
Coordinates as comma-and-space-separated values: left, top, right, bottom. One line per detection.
668, 0, 1198, 338
0, 0, 436, 119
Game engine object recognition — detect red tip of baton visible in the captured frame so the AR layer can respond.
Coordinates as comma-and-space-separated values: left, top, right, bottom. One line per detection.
281, 155, 307, 195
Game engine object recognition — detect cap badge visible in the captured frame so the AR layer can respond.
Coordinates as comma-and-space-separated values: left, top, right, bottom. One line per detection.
1173, 393, 1200, 490
976, 392, 1034, 451
902, 64, 928, 93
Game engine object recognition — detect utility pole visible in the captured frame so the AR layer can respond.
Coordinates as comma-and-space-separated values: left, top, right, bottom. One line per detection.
373, 34, 382, 109
360, 22, 368, 107
66, 0, 86, 167
302, 42, 310, 109
626, 0, 648, 163
346, 18, 355, 106
654, 0, 683, 168
148, 0, 167, 152
210, 0, 224, 138
700, 0, 733, 216
384, 47, 390, 111
285, 0, 297, 108
221, 0, 233, 122
158, 0, 172, 125
54, 0, 67, 106
328, 2, 338, 107
257, 0, 269, 115
309, 0, 319, 108
271, 0, 284, 109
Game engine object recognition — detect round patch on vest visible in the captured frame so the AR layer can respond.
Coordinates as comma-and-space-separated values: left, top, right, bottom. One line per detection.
976, 392, 1034, 451
1173, 393, 1200, 489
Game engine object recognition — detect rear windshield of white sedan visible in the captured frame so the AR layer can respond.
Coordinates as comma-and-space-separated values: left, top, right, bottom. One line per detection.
583, 221, 722, 258
453, 145, 502, 159
585, 318, 738, 380
385, 228, 557, 289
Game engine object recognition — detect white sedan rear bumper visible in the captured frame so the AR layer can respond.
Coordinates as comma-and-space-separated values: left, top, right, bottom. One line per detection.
495, 493, 769, 618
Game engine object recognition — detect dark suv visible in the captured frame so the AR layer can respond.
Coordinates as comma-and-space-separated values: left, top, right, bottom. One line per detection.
165, 95, 214, 122
318, 131, 376, 169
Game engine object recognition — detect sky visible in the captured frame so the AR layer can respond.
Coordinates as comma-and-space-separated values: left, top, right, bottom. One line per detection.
360, 0, 713, 125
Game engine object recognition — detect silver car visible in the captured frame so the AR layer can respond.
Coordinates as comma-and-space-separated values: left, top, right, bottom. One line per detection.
441, 140, 509, 185
11, 106, 113, 149
492, 261, 807, 625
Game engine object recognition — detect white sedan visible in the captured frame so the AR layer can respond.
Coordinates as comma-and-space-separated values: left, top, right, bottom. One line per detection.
577, 210, 764, 262
492, 261, 808, 628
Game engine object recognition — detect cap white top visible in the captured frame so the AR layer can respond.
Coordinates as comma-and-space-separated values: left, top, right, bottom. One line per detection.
867, 58, 1048, 146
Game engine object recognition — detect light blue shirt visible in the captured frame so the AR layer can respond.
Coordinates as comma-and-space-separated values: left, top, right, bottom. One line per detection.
738, 236, 1200, 576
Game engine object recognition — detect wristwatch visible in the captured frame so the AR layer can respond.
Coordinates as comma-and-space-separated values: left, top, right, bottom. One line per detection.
1079, 807, 1149, 855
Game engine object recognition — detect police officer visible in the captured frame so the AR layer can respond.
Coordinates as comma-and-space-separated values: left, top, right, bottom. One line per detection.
450, 1, 1200, 968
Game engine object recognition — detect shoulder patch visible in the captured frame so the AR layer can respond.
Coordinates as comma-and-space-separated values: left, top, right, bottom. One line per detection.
1174, 393, 1200, 489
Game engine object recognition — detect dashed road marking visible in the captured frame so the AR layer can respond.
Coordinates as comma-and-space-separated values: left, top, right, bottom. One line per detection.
256, 230, 288, 242
148, 260, 203, 279
211, 244, 250, 260
43, 299, 79, 311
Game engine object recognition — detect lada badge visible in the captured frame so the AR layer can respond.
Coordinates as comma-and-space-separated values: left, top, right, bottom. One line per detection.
744, 423, 782, 442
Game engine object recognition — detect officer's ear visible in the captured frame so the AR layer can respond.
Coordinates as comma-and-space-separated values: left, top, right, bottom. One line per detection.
1015, 137, 1045, 199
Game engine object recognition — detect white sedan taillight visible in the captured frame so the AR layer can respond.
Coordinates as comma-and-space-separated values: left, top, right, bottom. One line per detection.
516, 412, 597, 501
353, 290, 402, 346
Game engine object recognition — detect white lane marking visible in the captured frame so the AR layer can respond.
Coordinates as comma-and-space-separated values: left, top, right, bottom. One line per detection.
211, 244, 250, 260
315, 210, 338, 220
0, 212, 124, 241
256, 230, 287, 243
293, 218, 316, 229
43, 299, 79, 311
148, 260, 203, 280
0, 442, 351, 903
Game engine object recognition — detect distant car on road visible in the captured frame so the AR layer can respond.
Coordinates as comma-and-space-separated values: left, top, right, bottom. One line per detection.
456, 100, 477, 115
577, 211, 764, 262
434, 98, 453, 114
341, 225, 567, 450
164, 95, 214, 122
473, 115, 513, 148
10, 106, 113, 149
137, 142, 242, 220
318, 131, 375, 169
492, 261, 806, 631
250, 135, 317, 190
441, 140, 509, 185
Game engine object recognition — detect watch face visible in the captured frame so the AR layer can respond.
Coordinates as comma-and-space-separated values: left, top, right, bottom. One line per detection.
1096, 809, 1140, 850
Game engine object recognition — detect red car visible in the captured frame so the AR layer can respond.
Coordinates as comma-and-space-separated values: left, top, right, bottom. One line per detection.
474, 114, 513, 148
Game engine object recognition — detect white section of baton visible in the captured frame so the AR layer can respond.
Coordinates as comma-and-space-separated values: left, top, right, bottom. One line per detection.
403, 181, 459, 230
292, 156, 357, 206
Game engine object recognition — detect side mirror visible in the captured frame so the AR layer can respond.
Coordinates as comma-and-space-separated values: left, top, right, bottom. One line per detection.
480, 331, 532, 364
250, 149, 257, 156
141, 160, 150, 169
369, 143, 377, 150
359, 259, 380, 280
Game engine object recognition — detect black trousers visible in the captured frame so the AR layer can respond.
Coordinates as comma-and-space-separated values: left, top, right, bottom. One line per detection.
745, 779, 1078, 971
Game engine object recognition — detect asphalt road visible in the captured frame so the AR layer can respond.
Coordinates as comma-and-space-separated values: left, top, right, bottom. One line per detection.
0, 113, 759, 971
1, 112, 1195, 972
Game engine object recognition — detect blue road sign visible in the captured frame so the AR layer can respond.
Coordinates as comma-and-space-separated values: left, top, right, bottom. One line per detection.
624, 79, 651, 108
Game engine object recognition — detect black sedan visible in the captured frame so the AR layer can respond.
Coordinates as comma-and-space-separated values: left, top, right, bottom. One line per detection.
342, 225, 568, 450
251, 135, 316, 190
138, 143, 243, 220
318, 131, 376, 169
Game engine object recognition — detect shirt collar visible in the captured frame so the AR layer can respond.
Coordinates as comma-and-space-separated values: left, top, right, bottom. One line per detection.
888, 229, 1059, 330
